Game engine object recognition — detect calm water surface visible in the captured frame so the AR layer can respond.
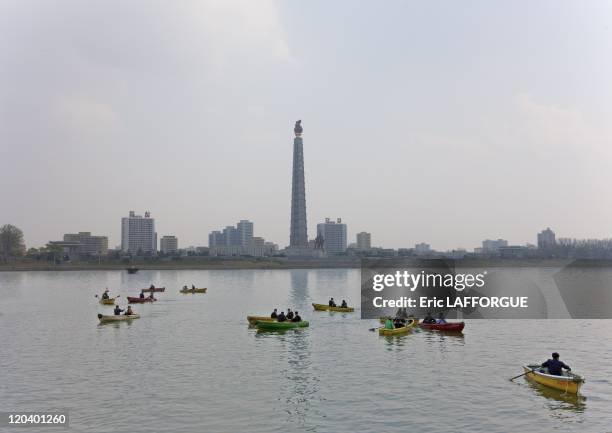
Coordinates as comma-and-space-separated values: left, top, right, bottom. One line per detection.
1, 269, 611, 433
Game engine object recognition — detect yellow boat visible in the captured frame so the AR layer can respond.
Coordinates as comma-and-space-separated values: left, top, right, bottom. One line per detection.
180, 287, 207, 294
98, 313, 140, 323
246, 315, 276, 325
312, 303, 354, 312
378, 318, 418, 336
99, 297, 116, 305
523, 365, 584, 394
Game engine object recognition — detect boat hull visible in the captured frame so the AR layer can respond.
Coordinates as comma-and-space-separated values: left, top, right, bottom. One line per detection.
180, 288, 207, 294
378, 319, 418, 336
312, 303, 354, 312
419, 322, 465, 332
256, 321, 309, 331
127, 296, 156, 303
247, 315, 276, 325
98, 314, 140, 323
523, 366, 584, 394
142, 287, 165, 292
99, 297, 116, 305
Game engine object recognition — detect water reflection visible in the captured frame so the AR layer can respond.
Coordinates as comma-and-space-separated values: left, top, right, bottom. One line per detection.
525, 381, 586, 413
289, 270, 309, 306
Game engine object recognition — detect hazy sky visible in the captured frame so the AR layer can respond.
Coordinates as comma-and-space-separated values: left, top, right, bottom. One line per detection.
2, 0, 612, 250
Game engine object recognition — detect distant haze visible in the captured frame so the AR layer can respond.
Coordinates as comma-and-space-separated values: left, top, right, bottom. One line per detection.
2, 1, 612, 250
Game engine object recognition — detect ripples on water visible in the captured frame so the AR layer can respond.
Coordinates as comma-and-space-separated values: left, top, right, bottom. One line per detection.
0, 269, 611, 433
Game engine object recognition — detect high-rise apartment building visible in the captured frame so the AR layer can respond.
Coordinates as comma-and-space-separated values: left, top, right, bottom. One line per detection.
356, 232, 371, 250
121, 211, 156, 255
160, 235, 178, 254
317, 218, 347, 254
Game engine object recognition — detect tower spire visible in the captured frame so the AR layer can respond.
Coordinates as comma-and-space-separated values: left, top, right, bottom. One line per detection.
290, 120, 308, 247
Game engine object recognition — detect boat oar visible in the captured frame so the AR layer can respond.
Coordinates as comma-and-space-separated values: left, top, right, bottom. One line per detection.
510, 368, 537, 381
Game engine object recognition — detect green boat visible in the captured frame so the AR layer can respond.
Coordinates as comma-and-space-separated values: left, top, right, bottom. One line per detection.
256, 320, 309, 330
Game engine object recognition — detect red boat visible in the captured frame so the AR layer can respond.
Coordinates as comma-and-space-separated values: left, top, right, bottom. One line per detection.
419, 322, 465, 332
141, 287, 165, 293
127, 296, 157, 303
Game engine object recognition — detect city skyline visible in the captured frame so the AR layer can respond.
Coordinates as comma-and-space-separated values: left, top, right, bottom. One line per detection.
3, 1, 612, 250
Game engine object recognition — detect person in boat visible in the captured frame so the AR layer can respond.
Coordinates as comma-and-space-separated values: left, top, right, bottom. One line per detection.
291, 311, 302, 322
125, 306, 134, 316
149, 284, 155, 290
385, 318, 394, 330
192, 284, 196, 290
393, 317, 406, 328
340, 300, 348, 308
541, 352, 571, 376
436, 313, 447, 324
422, 312, 436, 324
287, 309, 294, 320
139, 291, 145, 299
271, 308, 278, 318
329, 298, 337, 307
148, 293, 155, 301
102, 289, 110, 299
277, 311, 287, 322
114, 305, 123, 316
183, 285, 189, 291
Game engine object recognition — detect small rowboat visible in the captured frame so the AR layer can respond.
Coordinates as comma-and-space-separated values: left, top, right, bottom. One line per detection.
99, 297, 116, 305
180, 287, 207, 294
247, 315, 276, 325
378, 318, 418, 336
312, 303, 354, 312
419, 322, 465, 332
127, 296, 156, 304
98, 313, 140, 323
523, 364, 584, 394
256, 321, 309, 331
142, 287, 165, 293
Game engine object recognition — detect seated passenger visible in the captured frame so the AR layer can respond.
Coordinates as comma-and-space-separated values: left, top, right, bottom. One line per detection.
125, 306, 134, 316
422, 312, 436, 324
277, 311, 287, 322
393, 317, 406, 328
436, 313, 447, 324
102, 289, 110, 299
149, 284, 155, 289
329, 298, 337, 307
291, 311, 302, 322
287, 309, 294, 320
385, 318, 394, 329
541, 352, 571, 376
139, 291, 145, 299
341, 300, 348, 308
192, 284, 196, 290
114, 305, 123, 316
271, 308, 278, 318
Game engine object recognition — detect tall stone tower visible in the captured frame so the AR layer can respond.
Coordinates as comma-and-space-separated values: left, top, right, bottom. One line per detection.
290, 120, 308, 247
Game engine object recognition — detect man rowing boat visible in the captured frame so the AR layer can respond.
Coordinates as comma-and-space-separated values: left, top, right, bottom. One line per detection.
541, 352, 571, 376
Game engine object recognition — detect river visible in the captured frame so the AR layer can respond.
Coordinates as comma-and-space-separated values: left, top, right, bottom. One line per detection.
0, 269, 610, 433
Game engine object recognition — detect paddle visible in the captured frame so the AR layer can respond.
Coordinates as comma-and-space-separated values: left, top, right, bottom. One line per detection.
510, 368, 537, 381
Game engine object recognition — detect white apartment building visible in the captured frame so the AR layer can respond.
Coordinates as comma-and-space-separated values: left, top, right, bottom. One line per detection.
121, 211, 156, 255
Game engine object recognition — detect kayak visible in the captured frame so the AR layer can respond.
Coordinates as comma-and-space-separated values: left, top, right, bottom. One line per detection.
180, 288, 207, 294
419, 322, 465, 332
142, 287, 165, 293
99, 297, 116, 305
523, 364, 584, 394
98, 313, 140, 323
379, 318, 418, 336
247, 315, 276, 325
312, 303, 354, 312
127, 296, 156, 303
256, 321, 309, 331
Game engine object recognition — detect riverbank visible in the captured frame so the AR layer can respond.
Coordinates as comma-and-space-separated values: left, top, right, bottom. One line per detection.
0, 257, 362, 272
2, 256, 610, 272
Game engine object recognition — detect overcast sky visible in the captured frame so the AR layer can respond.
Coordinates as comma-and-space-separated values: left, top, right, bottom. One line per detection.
2, 0, 612, 250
